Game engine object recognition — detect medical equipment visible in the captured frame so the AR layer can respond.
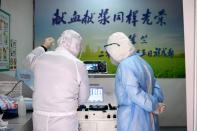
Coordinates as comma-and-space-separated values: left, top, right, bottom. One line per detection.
84, 61, 107, 73
88, 87, 103, 103
77, 83, 117, 131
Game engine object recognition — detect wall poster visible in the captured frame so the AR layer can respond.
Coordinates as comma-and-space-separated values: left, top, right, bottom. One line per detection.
0, 9, 10, 71
10, 39, 16, 70
34, 0, 185, 78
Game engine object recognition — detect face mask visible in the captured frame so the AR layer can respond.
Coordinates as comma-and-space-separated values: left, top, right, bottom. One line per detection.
104, 43, 120, 65
110, 57, 119, 65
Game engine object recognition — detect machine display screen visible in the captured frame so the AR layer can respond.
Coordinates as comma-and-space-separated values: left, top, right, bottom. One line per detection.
84, 61, 107, 73
88, 87, 103, 102
85, 63, 98, 72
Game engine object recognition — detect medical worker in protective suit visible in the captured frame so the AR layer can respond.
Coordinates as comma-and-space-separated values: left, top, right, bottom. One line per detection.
104, 32, 165, 131
26, 30, 89, 131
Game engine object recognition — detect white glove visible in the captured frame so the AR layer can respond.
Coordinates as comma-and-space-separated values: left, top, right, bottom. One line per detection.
154, 103, 166, 114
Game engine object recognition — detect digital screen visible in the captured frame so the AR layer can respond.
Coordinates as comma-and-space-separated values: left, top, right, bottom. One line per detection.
85, 63, 98, 72
88, 87, 103, 102
84, 61, 107, 73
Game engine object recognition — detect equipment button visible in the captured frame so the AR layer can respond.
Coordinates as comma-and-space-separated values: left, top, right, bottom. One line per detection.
85, 115, 88, 119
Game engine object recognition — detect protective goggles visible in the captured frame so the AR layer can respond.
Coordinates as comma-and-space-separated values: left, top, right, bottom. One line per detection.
104, 43, 120, 48
104, 43, 120, 58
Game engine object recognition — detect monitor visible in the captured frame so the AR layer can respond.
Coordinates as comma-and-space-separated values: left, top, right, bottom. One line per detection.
88, 87, 103, 103
84, 61, 107, 73
85, 63, 98, 72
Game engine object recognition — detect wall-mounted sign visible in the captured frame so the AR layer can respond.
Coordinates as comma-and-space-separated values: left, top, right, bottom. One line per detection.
34, 0, 185, 78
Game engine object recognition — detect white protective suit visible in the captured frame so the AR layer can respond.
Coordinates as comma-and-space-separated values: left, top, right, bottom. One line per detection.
26, 30, 89, 131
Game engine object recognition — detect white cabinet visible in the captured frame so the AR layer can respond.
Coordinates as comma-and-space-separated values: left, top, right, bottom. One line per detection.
79, 121, 116, 131
97, 121, 116, 131
79, 122, 97, 131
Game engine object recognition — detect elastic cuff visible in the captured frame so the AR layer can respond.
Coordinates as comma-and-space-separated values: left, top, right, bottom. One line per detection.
41, 45, 47, 52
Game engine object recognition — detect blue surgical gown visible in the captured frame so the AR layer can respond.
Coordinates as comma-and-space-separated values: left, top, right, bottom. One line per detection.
115, 54, 164, 131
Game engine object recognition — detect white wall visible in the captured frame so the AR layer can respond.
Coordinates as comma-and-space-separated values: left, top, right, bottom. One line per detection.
195, 1, 197, 130
183, 0, 195, 131
1, 0, 33, 76
158, 79, 186, 126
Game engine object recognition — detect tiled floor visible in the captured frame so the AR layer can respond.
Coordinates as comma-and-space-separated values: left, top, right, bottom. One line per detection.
160, 127, 187, 131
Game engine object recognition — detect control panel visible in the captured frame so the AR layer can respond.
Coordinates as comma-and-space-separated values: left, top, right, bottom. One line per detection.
78, 110, 116, 121
77, 104, 117, 131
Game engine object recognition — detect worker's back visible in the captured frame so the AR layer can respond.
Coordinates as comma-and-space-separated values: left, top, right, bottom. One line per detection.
33, 49, 82, 113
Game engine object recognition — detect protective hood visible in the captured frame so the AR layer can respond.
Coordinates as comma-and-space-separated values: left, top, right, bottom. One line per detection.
57, 30, 82, 56
105, 32, 135, 64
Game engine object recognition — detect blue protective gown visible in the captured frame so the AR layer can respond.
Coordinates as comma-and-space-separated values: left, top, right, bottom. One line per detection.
115, 54, 164, 131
